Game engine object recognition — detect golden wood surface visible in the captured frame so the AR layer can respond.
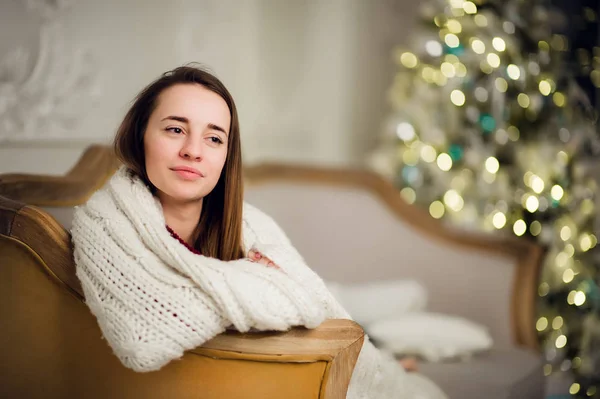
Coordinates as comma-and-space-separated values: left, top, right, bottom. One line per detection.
0, 144, 120, 206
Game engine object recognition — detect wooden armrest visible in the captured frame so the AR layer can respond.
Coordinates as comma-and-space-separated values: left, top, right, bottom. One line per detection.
0, 196, 83, 299
199, 319, 363, 357
0, 145, 119, 206
196, 319, 365, 399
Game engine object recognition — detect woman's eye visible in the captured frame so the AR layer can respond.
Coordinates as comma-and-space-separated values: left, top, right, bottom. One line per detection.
209, 136, 224, 144
167, 127, 183, 134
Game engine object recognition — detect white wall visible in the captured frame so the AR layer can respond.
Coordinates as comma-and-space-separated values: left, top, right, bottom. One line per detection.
0, 0, 417, 174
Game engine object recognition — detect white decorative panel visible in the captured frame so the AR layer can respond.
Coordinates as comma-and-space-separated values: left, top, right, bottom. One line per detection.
0, 0, 100, 142
0, 0, 419, 174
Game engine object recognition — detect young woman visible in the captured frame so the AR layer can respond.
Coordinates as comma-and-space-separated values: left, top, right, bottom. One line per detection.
71, 65, 447, 399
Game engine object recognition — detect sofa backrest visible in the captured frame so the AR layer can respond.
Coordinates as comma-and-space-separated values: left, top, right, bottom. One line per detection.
0, 144, 120, 231
0, 146, 542, 351
41, 206, 76, 230
244, 164, 543, 349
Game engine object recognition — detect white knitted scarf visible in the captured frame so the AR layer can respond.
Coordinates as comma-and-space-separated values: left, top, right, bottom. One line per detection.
72, 166, 447, 399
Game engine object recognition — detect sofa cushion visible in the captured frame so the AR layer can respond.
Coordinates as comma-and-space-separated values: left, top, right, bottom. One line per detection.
367, 312, 494, 362
418, 346, 545, 399
42, 206, 76, 231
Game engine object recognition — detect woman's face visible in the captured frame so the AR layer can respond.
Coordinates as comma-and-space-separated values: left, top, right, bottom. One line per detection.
144, 83, 231, 203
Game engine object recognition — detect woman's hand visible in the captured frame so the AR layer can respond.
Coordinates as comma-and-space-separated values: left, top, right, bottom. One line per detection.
398, 357, 419, 372
248, 249, 281, 270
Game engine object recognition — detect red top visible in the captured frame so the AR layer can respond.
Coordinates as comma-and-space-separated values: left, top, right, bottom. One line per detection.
166, 225, 202, 255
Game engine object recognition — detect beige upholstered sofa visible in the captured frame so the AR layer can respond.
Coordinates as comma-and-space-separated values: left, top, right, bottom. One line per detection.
243, 163, 546, 399
0, 145, 546, 398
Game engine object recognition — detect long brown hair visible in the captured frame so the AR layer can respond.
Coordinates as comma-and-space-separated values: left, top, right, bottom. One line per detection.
113, 64, 245, 261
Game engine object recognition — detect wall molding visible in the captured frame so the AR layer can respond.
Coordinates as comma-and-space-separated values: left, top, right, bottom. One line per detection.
0, 0, 99, 142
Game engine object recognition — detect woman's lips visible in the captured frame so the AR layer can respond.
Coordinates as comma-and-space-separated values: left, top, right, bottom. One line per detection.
171, 167, 203, 180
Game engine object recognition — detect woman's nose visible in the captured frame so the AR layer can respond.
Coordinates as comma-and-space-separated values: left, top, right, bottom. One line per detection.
180, 140, 203, 160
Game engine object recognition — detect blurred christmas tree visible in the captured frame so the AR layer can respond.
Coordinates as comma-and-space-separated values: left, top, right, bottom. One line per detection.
368, 0, 600, 396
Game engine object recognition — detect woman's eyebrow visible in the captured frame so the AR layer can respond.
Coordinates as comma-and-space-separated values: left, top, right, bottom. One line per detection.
207, 123, 228, 136
161, 115, 189, 124
161, 116, 227, 136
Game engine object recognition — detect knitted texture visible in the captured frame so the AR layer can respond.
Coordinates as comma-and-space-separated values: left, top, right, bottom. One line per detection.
71, 166, 447, 399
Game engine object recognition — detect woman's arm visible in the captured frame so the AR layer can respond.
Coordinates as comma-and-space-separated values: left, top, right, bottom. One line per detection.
239, 202, 343, 312
169, 254, 326, 332
74, 248, 227, 372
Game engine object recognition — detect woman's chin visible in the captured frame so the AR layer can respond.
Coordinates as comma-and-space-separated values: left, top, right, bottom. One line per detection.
160, 186, 206, 203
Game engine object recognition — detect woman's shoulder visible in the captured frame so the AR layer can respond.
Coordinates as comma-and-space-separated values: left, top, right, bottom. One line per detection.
242, 201, 273, 223
242, 201, 274, 230
242, 201, 290, 243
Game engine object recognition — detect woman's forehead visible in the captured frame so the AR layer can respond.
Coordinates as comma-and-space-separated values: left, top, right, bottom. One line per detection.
154, 84, 230, 125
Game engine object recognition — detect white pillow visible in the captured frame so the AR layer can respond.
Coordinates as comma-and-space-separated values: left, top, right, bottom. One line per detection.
325, 280, 428, 325
367, 312, 493, 362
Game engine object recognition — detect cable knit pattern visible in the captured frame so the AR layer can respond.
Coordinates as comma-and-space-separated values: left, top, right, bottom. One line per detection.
71, 166, 447, 399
